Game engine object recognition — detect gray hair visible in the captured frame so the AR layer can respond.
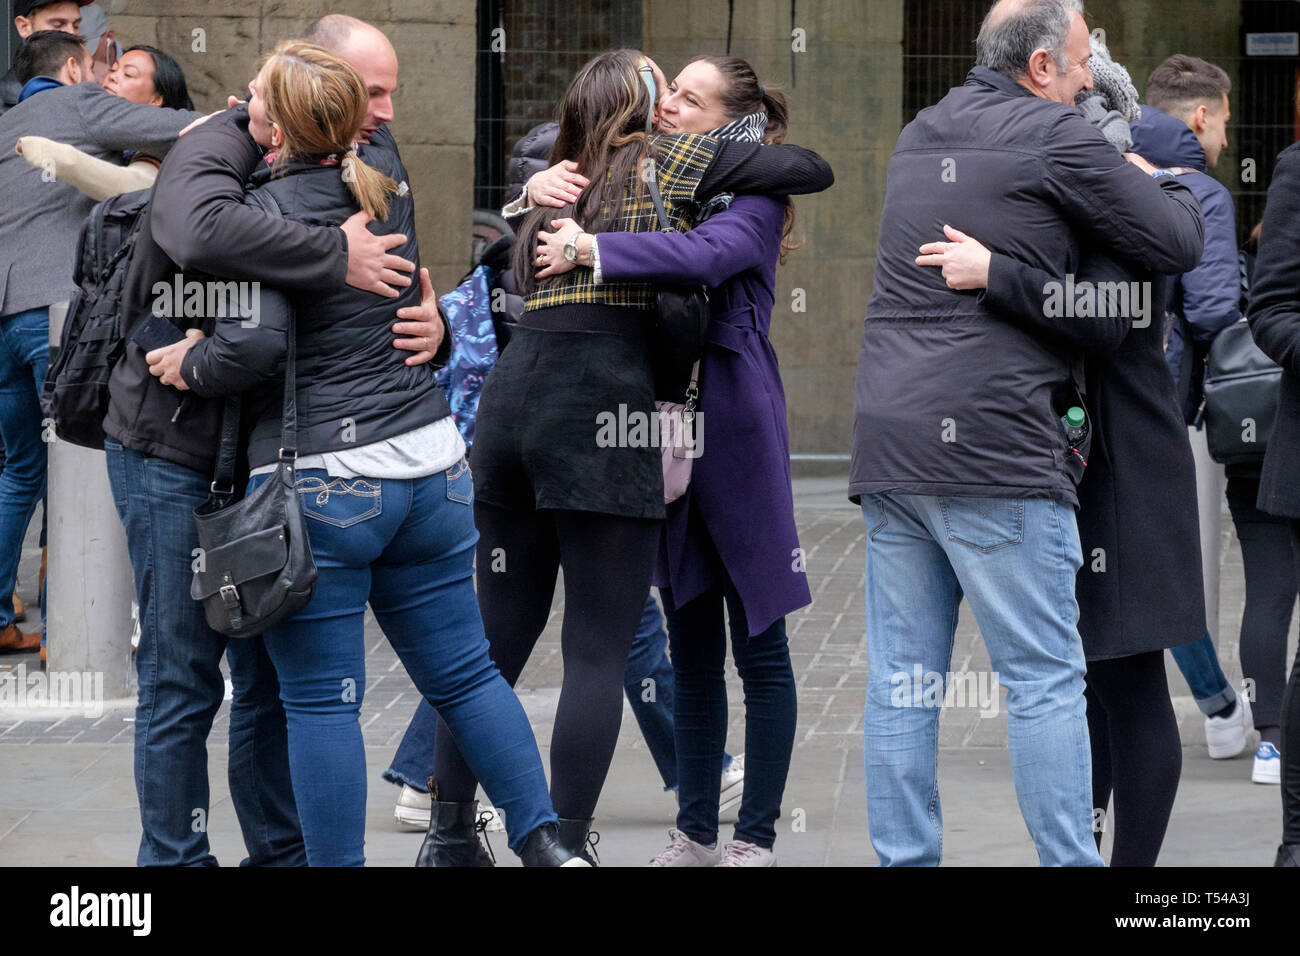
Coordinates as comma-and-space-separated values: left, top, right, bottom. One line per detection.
976, 0, 1084, 79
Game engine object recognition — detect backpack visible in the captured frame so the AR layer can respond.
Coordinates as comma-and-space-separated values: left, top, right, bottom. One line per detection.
1199, 318, 1282, 465
41, 188, 152, 449
435, 263, 500, 447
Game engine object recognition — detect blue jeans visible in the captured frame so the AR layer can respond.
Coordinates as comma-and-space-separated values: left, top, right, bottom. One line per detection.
662, 571, 795, 850
861, 494, 1103, 867
0, 308, 48, 631
104, 438, 304, 866
1170, 631, 1237, 716
253, 462, 554, 863
384, 589, 692, 792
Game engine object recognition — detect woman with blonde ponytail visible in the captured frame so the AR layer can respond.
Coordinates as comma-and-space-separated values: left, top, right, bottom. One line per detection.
161, 40, 582, 867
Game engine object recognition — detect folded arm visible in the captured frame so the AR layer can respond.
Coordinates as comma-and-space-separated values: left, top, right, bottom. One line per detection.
17, 136, 157, 201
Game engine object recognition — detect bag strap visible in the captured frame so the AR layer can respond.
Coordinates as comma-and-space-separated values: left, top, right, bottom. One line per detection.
209, 186, 297, 499
243, 187, 298, 462
644, 162, 673, 233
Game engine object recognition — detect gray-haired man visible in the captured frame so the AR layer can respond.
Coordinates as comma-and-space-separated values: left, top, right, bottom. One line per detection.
851, 0, 1204, 865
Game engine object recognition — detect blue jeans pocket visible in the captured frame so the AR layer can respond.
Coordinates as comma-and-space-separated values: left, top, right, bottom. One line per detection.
445, 458, 473, 505
296, 476, 382, 528
939, 497, 1024, 553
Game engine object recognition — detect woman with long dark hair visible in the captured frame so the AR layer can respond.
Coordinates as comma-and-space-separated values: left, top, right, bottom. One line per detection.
533, 54, 816, 866
428, 48, 832, 863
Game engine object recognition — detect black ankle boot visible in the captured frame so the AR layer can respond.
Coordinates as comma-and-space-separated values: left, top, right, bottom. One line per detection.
415, 800, 494, 867
1276, 844, 1300, 867
521, 821, 588, 867
556, 817, 600, 865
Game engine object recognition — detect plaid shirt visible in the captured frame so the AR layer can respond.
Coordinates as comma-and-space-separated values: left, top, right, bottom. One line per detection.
526, 132, 720, 311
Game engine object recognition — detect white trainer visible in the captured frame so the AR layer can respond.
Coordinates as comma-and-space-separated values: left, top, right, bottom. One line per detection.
1252, 742, 1281, 784
717, 839, 776, 867
719, 753, 745, 813
648, 828, 722, 867
394, 784, 431, 829
1205, 694, 1252, 759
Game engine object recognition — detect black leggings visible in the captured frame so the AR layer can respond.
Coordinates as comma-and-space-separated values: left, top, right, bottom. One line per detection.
1084, 651, 1182, 866
1283, 522, 1300, 845
431, 500, 659, 820
1227, 477, 1297, 729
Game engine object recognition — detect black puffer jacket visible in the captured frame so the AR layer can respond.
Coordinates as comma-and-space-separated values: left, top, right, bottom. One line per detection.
849, 67, 1204, 506
182, 146, 451, 470
104, 107, 348, 475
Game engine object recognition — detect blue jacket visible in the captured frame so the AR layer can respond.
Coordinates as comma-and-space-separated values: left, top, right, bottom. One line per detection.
1131, 104, 1239, 423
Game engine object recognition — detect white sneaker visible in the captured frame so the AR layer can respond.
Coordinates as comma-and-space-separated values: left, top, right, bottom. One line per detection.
394, 784, 431, 829
478, 804, 506, 832
1205, 695, 1252, 759
719, 753, 745, 813
717, 839, 776, 867
648, 828, 721, 867
1252, 742, 1282, 784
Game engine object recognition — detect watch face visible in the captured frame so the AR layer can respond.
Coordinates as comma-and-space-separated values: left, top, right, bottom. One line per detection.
564, 242, 577, 262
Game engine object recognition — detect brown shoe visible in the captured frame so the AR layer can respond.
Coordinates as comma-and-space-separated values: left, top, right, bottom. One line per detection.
0, 623, 40, 654
12, 591, 24, 623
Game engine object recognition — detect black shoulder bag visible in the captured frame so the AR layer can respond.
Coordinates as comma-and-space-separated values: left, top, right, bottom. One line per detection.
190, 314, 317, 638
644, 171, 710, 403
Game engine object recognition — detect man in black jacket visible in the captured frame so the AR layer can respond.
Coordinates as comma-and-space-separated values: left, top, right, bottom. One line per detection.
102, 26, 447, 861
852, 0, 1204, 866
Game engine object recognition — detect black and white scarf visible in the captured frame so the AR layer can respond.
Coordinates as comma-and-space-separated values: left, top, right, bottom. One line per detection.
707, 110, 767, 144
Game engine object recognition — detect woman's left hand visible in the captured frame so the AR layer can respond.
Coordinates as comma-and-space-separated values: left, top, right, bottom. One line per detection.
145, 328, 205, 390
915, 224, 992, 290
535, 217, 583, 279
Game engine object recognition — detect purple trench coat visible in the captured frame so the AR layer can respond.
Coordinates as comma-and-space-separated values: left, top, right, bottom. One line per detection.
597, 194, 811, 635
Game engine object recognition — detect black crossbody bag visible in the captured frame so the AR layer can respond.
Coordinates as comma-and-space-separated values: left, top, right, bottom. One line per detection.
644, 172, 710, 403
190, 314, 317, 638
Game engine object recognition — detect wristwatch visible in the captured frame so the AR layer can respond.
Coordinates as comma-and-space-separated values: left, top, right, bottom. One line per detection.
563, 231, 586, 263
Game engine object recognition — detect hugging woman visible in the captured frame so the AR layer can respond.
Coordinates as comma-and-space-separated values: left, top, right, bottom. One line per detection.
533, 54, 828, 866
151, 40, 583, 867
427, 48, 832, 863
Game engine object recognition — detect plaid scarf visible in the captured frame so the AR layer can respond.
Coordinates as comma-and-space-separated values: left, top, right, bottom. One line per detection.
526, 132, 720, 311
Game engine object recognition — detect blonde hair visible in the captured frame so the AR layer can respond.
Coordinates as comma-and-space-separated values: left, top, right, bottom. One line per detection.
257, 40, 398, 220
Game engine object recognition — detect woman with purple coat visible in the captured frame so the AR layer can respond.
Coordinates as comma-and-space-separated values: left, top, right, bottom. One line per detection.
536, 54, 827, 866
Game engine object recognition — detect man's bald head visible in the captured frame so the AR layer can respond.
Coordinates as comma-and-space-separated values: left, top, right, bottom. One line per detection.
303, 14, 398, 143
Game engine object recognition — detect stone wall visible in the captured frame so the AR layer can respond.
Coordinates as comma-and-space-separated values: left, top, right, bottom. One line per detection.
101, 0, 477, 295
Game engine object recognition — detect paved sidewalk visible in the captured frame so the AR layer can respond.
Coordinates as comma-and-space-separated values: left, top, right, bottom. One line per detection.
0, 479, 1289, 866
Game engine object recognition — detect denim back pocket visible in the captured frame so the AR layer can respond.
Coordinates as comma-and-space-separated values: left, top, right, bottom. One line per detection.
938, 497, 1024, 553
296, 476, 382, 528
445, 458, 473, 505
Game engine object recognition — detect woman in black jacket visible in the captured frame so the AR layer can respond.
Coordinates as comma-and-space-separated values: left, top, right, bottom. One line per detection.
1245, 138, 1300, 868
149, 40, 580, 868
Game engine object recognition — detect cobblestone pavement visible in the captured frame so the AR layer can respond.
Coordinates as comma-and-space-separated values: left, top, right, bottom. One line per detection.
0, 480, 1289, 865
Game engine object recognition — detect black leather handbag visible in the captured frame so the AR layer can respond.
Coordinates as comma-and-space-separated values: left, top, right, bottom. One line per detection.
190, 315, 317, 638
644, 172, 710, 403
1200, 318, 1281, 465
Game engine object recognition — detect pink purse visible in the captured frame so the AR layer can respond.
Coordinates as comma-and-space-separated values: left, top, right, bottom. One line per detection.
655, 361, 702, 504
